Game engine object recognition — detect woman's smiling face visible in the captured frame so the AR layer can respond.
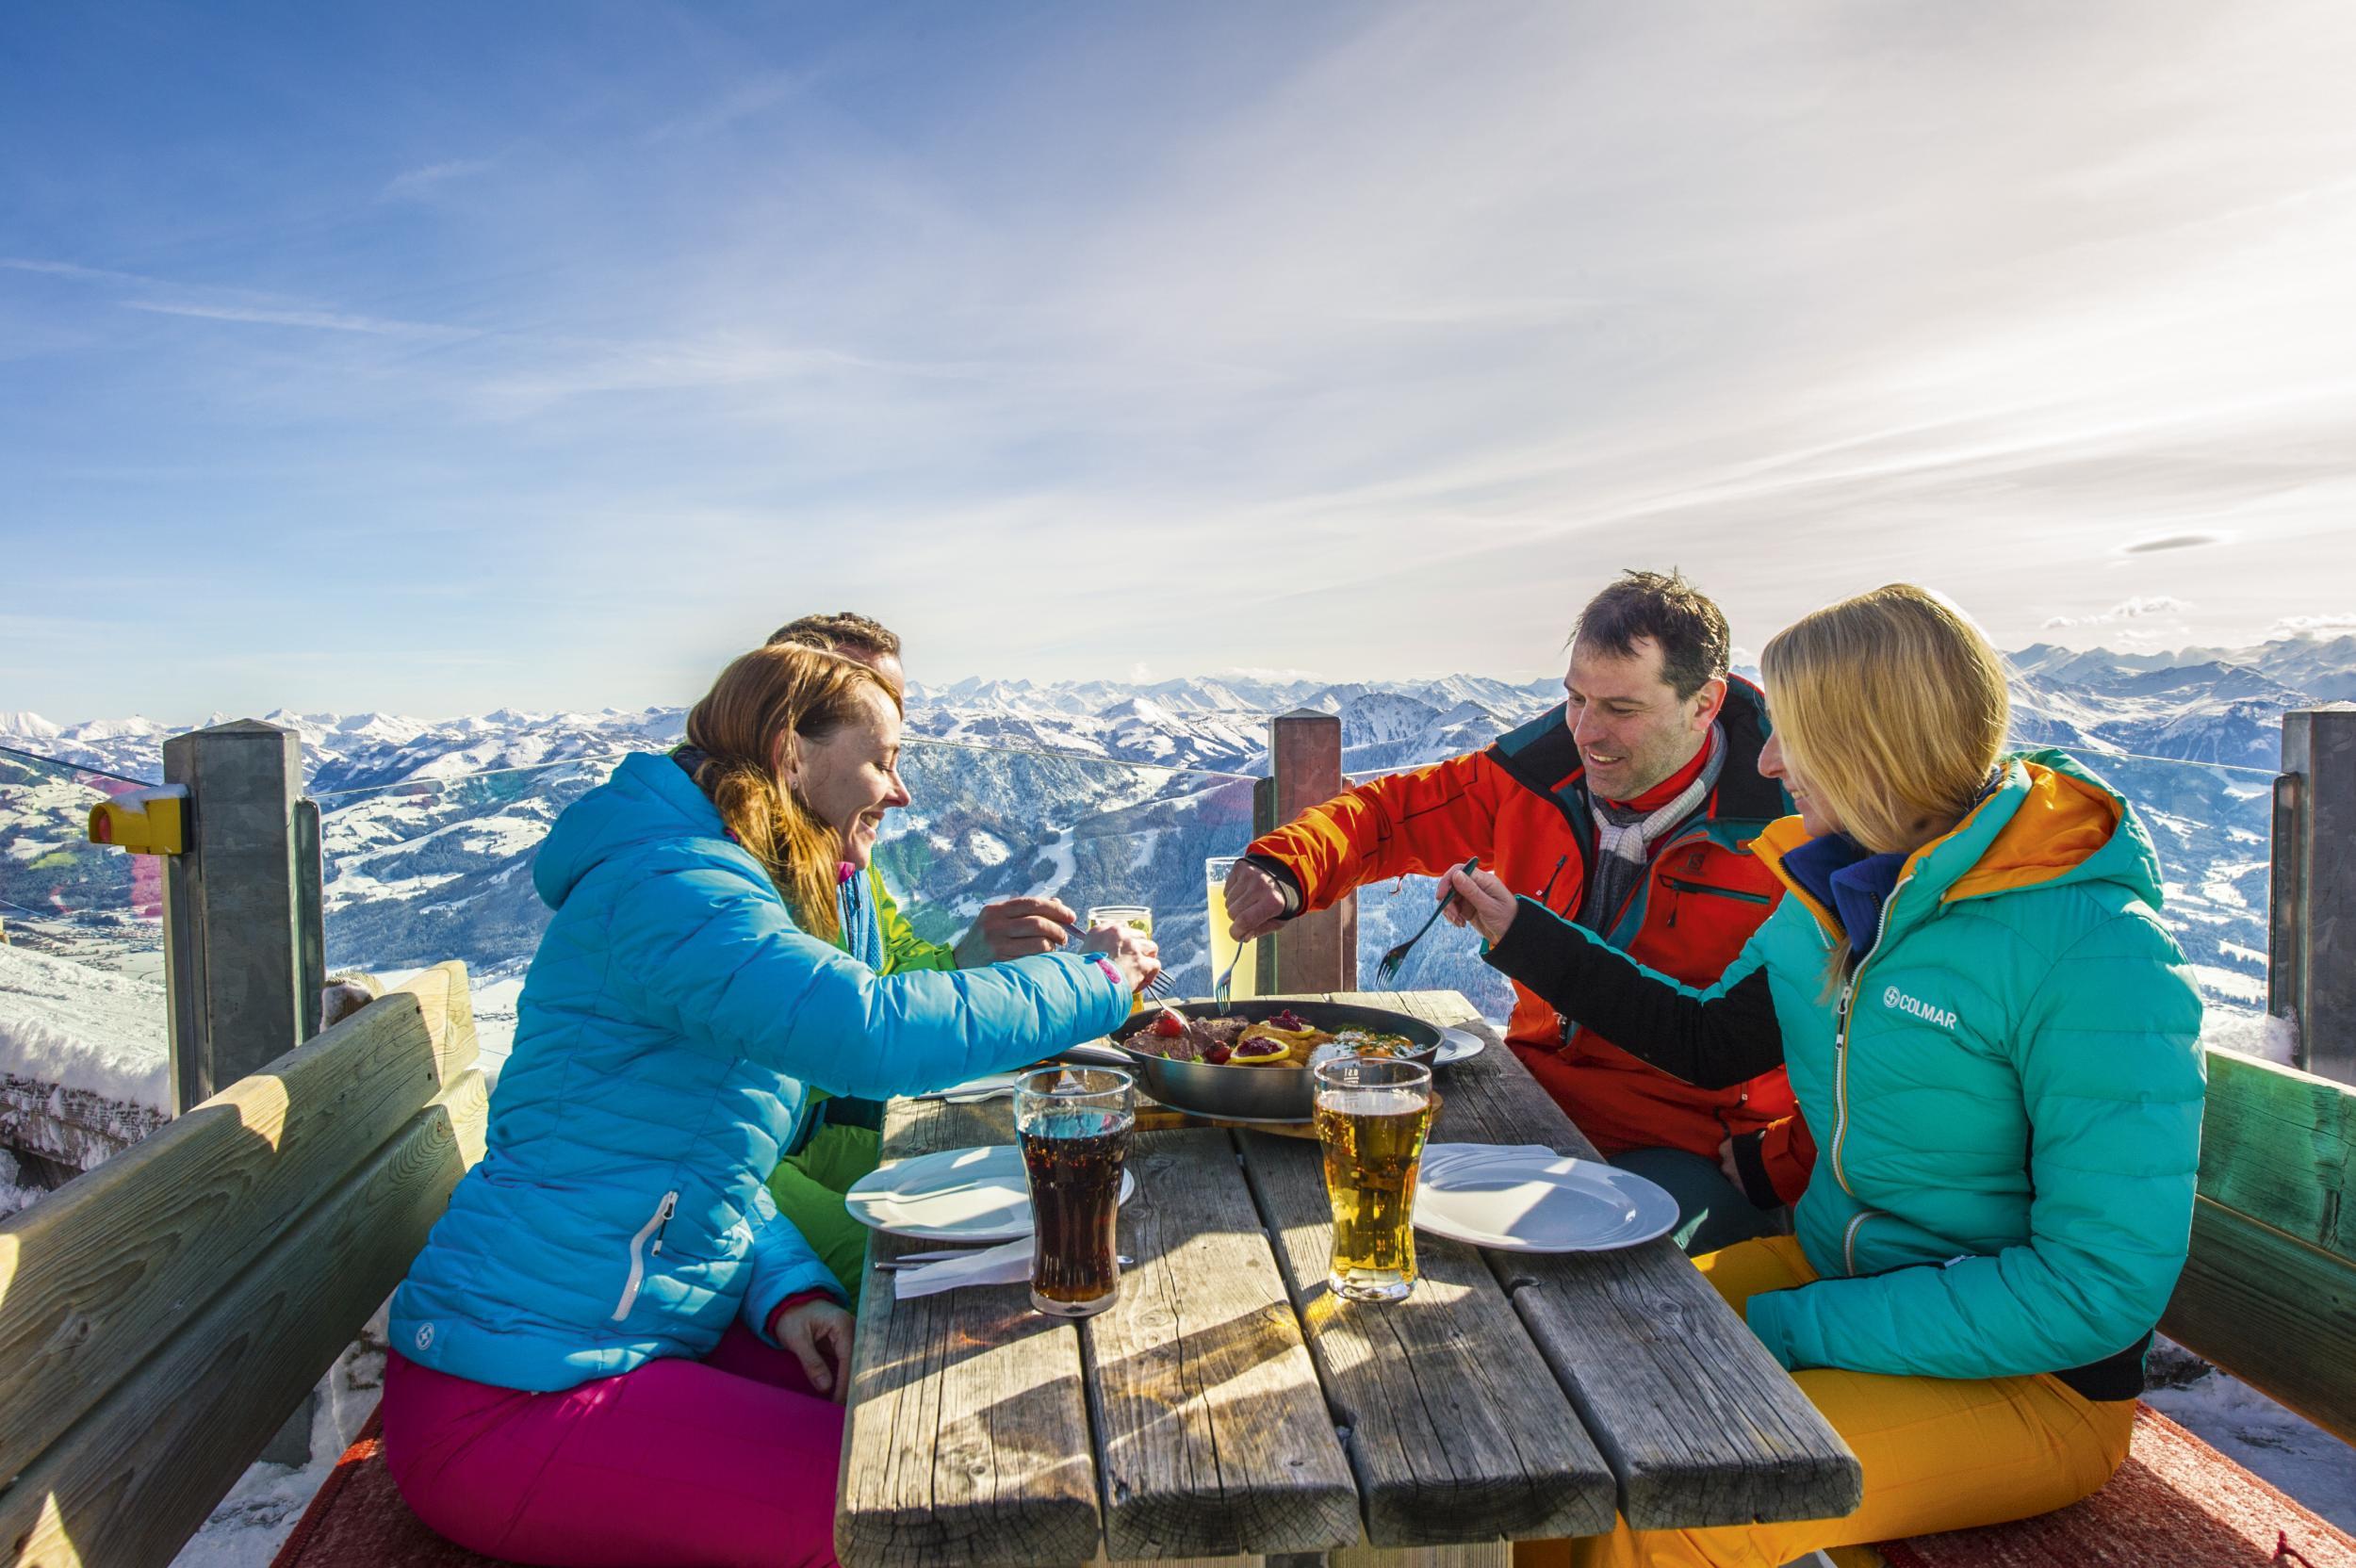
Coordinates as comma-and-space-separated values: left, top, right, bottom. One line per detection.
786, 684, 909, 870
1759, 728, 1843, 840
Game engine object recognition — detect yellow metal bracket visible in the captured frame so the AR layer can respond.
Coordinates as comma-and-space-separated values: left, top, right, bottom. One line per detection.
88, 784, 189, 856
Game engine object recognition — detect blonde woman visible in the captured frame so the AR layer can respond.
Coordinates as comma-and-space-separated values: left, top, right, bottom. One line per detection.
381, 645, 1157, 1568
1443, 585, 2203, 1566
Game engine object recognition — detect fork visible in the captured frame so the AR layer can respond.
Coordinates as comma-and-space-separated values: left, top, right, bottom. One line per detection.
1212, 946, 1243, 1017
1372, 857, 1480, 988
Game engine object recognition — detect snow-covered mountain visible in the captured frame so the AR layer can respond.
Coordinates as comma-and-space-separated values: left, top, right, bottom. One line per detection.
8, 634, 2349, 1033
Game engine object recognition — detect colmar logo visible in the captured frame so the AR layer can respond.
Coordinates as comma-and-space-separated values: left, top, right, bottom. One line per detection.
1883, 985, 1958, 1031
414, 1323, 434, 1351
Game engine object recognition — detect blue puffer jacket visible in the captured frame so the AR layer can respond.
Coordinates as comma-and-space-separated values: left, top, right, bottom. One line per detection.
390, 752, 1132, 1393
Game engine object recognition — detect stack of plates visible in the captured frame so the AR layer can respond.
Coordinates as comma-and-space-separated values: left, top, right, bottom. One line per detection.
1414, 1145, 1678, 1252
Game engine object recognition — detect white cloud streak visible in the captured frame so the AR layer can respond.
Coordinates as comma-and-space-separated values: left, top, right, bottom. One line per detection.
2044, 596, 2197, 629
382, 158, 495, 200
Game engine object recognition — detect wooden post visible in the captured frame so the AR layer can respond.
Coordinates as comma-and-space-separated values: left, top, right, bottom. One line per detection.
161, 720, 319, 1113
1268, 710, 1355, 992
2276, 706, 2356, 1085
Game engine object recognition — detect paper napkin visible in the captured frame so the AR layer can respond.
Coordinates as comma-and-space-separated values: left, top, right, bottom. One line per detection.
892, 1237, 1034, 1299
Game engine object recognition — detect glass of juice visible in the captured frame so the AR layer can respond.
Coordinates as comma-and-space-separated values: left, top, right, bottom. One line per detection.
1313, 1056, 1433, 1303
1203, 857, 1258, 1001
1015, 1066, 1136, 1317
1084, 906, 1153, 1012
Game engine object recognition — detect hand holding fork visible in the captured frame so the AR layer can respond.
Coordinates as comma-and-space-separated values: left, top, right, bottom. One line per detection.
1373, 857, 1481, 988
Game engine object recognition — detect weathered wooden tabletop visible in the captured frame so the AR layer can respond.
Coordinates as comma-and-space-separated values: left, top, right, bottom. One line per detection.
837, 991, 1860, 1568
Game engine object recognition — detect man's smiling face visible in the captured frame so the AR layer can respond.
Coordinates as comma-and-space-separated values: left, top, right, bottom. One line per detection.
1562, 634, 1717, 802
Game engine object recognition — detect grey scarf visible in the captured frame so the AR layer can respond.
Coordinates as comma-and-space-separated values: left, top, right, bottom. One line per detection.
1579, 725, 1726, 932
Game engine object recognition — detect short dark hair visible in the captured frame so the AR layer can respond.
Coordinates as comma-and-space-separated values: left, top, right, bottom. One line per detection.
1570, 569, 1730, 699
767, 612, 903, 661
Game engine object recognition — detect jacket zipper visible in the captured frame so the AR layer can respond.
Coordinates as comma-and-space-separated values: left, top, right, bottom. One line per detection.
1830, 868, 1917, 1198
611, 1189, 680, 1322
1842, 1210, 1873, 1275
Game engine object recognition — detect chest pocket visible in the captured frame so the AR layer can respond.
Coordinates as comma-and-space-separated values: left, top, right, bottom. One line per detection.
1661, 875, 1774, 927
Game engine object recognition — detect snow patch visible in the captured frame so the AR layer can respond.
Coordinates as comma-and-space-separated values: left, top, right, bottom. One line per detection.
2146, 1361, 2356, 1535
2203, 1009, 2299, 1066
0, 943, 169, 1110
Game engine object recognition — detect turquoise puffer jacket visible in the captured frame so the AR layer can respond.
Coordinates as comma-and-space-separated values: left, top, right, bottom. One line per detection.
1486, 750, 2205, 1382
389, 752, 1132, 1393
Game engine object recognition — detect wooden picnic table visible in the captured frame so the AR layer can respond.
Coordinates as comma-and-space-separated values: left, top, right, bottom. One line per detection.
837, 991, 1861, 1567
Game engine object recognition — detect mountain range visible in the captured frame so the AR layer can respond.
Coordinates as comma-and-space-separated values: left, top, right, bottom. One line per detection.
8, 633, 2343, 1040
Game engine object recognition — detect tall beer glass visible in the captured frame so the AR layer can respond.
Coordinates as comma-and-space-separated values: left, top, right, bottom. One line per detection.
1084, 906, 1153, 1013
1314, 1056, 1433, 1303
1015, 1066, 1135, 1317
1204, 857, 1258, 998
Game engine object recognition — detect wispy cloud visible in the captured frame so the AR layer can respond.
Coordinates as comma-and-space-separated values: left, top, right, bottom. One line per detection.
2122, 531, 2234, 555
2044, 596, 2196, 629
2270, 613, 2356, 636
120, 299, 471, 338
8, 253, 470, 339
382, 157, 494, 201
645, 71, 806, 144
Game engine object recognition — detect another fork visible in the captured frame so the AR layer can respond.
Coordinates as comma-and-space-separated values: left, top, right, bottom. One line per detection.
1372, 857, 1480, 988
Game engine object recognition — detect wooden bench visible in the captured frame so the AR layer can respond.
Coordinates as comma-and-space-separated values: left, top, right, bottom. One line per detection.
0, 963, 487, 1568
1871, 1044, 2356, 1567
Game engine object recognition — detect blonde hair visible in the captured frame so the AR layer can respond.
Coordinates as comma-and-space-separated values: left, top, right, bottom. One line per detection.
681, 644, 902, 945
1762, 585, 2009, 974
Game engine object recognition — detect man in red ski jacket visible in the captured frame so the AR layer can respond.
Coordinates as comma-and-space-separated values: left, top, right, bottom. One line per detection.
1226, 570, 1808, 1252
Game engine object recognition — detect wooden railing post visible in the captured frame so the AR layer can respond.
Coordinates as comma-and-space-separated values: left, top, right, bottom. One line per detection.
1268, 710, 1355, 993
2274, 706, 2356, 1085
161, 720, 322, 1113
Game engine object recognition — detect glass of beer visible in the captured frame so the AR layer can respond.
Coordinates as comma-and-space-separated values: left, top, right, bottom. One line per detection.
1015, 1066, 1136, 1317
1204, 857, 1258, 999
1314, 1056, 1433, 1303
1084, 906, 1154, 1012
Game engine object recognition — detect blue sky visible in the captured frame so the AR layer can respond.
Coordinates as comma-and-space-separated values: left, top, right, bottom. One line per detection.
6, 1, 2355, 722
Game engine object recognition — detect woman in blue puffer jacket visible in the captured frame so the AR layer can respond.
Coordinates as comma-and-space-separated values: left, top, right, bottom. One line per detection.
379, 644, 1158, 1568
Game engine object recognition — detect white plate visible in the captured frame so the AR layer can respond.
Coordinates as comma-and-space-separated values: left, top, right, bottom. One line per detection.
1413, 1152, 1678, 1252
1433, 1028, 1486, 1065
844, 1144, 1137, 1243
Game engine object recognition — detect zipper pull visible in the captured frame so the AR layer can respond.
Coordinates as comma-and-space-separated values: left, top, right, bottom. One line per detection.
649, 1191, 679, 1255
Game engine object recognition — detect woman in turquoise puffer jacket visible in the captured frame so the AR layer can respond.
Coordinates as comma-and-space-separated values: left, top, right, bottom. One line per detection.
379, 644, 1158, 1568
1443, 584, 2204, 1568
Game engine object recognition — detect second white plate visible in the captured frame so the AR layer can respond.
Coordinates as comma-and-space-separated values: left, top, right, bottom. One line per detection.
1433, 1028, 1487, 1065
844, 1144, 1137, 1243
1414, 1152, 1678, 1252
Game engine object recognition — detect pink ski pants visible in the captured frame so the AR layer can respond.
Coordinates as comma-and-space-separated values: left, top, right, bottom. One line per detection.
381, 1325, 843, 1568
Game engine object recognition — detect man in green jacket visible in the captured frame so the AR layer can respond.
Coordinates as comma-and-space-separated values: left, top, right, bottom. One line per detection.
763, 612, 1083, 1296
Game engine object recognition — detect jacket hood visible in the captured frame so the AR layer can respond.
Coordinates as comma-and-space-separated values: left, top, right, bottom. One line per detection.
532, 751, 737, 911
1750, 748, 2163, 932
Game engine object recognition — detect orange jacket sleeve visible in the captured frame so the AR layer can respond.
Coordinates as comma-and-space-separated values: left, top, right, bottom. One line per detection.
1243, 750, 1511, 912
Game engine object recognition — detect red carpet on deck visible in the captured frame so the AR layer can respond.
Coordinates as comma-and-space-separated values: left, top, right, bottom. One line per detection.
1879, 1405, 2354, 1568
269, 1411, 517, 1568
